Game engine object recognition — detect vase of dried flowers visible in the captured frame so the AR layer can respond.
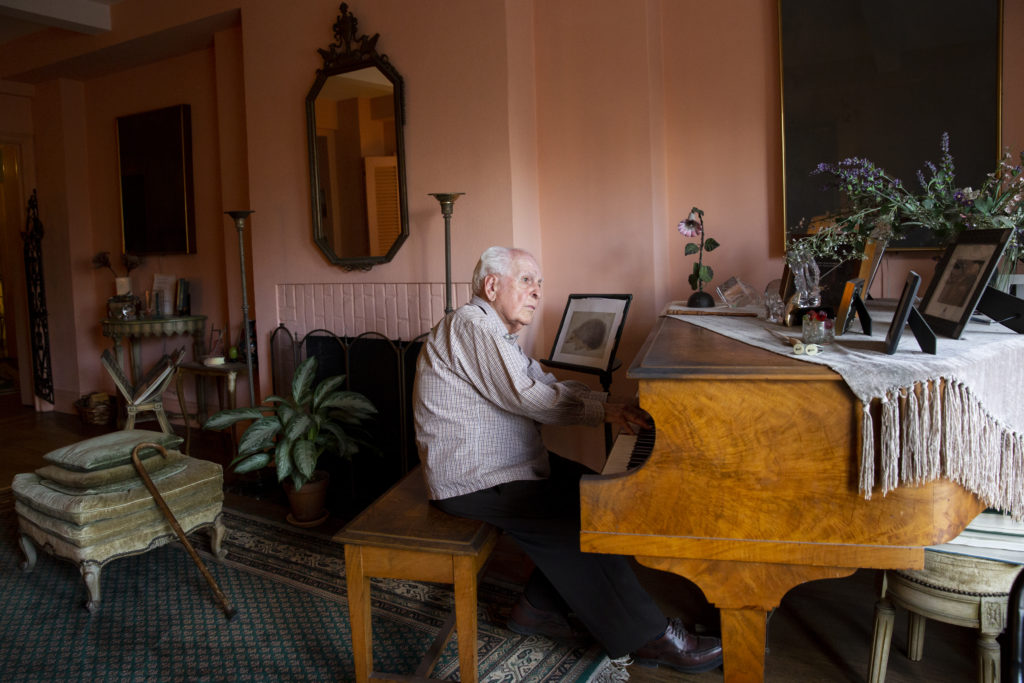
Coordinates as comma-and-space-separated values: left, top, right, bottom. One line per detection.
93, 251, 143, 319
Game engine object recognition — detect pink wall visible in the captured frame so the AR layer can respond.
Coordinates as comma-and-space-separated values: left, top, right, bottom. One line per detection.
0, 0, 1021, 426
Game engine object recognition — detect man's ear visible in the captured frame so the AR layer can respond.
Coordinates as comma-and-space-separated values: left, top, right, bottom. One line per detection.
483, 274, 500, 302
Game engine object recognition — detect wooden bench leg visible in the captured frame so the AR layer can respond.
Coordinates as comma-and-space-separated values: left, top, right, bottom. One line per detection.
453, 554, 479, 683
345, 545, 373, 683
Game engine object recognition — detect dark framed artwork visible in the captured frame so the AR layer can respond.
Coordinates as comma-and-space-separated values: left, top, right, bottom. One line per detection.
779, 0, 1002, 250
117, 104, 196, 255
548, 294, 631, 373
919, 228, 1012, 338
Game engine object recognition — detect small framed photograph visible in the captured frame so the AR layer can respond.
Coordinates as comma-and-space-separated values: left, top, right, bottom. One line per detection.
919, 228, 1012, 339
548, 294, 632, 372
884, 271, 922, 354
835, 278, 865, 336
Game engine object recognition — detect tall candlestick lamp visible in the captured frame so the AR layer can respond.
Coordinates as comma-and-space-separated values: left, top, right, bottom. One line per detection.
428, 193, 465, 314
225, 210, 256, 407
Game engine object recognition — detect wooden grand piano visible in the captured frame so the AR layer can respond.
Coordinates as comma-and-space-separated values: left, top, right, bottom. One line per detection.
580, 316, 985, 682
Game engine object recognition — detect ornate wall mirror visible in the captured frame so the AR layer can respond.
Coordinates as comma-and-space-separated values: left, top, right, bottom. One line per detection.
306, 3, 408, 270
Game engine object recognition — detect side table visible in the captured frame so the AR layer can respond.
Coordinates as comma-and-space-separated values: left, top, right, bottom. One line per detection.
102, 315, 207, 383
175, 360, 247, 456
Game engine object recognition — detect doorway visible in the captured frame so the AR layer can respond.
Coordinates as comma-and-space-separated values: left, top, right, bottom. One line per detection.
0, 142, 29, 407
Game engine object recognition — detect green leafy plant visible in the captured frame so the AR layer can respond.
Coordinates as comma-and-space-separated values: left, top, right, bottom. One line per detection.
677, 207, 721, 292
203, 356, 377, 490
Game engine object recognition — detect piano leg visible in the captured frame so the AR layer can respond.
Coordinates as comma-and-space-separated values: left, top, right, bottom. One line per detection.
637, 556, 857, 683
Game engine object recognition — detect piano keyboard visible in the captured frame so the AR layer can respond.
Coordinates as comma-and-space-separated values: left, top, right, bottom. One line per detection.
602, 424, 655, 474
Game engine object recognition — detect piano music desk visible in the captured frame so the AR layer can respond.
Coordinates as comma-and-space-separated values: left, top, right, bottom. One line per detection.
580, 316, 984, 683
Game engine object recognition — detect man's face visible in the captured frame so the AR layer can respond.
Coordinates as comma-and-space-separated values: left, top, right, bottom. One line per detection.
485, 253, 543, 334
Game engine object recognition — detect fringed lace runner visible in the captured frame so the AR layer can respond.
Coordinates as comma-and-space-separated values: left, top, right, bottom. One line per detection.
668, 304, 1024, 520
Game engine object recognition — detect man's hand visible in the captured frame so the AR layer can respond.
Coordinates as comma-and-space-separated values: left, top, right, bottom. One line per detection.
603, 402, 653, 435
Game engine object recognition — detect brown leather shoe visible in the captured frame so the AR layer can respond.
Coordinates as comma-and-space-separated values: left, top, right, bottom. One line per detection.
507, 596, 591, 647
632, 618, 723, 673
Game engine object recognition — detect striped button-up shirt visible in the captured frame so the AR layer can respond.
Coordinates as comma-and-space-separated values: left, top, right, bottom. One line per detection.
414, 296, 606, 499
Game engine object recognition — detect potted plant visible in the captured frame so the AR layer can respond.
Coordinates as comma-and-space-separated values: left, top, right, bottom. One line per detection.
203, 356, 376, 526
677, 207, 721, 308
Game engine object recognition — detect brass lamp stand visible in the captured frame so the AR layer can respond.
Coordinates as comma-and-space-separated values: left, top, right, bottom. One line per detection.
428, 193, 464, 314
225, 210, 256, 406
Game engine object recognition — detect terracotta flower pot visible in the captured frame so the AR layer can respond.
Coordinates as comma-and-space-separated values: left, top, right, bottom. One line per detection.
282, 470, 330, 527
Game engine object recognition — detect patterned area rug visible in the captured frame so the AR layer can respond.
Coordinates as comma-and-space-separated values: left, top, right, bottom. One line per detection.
0, 489, 613, 681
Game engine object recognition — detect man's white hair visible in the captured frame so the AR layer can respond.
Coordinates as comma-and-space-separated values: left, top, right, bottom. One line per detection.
472, 246, 530, 295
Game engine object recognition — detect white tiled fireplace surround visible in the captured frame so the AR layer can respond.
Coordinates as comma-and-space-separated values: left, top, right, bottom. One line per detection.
276, 282, 473, 340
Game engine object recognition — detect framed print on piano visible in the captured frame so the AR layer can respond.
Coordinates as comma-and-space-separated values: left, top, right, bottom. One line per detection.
547, 294, 631, 374
919, 228, 1012, 339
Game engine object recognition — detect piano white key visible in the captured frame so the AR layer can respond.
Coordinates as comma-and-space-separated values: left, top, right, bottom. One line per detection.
603, 433, 638, 474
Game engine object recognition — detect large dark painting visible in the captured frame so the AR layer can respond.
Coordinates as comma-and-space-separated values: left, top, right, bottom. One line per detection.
117, 104, 196, 255
780, 0, 1001, 250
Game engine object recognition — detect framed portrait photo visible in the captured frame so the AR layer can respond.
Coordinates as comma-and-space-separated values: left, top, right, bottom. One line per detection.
548, 294, 632, 373
919, 228, 1012, 339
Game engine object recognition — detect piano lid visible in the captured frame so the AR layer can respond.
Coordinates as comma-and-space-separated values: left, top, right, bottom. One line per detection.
629, 316, 840, 381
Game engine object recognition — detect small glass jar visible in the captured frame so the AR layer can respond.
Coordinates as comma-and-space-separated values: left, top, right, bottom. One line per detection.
107, 294, 138, 321
802, 317, 834, 345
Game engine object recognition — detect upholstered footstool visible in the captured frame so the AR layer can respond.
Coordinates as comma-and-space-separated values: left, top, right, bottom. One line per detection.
12, 430, 226, 612
867, 514, 1024, 683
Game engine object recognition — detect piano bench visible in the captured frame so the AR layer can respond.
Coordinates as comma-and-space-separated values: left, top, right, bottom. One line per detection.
333, 466, 499, 683
867, 547, 1024, 683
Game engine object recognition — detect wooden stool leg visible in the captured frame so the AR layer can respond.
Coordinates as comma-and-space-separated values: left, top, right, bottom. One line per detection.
868, 597, 895, 683
977, 632, 1001, 683
979, 595, 1006, 683
453, 555, 479, 683
907, 612, 927, 661
175, 370, 192, 455
345, 545, 373, 683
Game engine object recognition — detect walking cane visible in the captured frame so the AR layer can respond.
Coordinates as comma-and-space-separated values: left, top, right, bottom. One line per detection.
131, 442, 237, 620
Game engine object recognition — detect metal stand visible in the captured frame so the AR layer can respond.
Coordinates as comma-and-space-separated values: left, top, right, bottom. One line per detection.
225, 210, 256, 406
428, 193, 464, 314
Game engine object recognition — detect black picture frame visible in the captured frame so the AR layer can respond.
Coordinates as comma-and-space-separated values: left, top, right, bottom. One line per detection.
547, 294, 631, 373
117, 104, 196, 255
779, 0, 1002, 250
836, 278, 865, 336
919, 228, 1013, 339
884, 272, 922, 354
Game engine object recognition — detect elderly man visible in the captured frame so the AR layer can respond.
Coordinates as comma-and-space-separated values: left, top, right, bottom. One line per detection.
413, 246, 723, 673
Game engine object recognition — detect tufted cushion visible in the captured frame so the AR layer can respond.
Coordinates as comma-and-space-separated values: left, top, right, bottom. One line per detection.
42, 430, 183, 472
36, 449, 188, 492
38, 459, 189, 496
12, 457, 222, 526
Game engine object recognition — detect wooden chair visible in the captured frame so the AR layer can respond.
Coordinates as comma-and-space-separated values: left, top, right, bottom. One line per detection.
101, 346, 185, 433
334, 467, 499, 683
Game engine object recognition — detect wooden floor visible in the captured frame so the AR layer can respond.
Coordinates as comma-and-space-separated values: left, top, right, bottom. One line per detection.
0, 392, 996, 681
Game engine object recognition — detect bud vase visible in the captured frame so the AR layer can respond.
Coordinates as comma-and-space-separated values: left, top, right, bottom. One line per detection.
687, 290, 715, 308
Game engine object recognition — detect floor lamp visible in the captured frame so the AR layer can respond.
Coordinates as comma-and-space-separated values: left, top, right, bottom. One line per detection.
428, 193, 464, 314
225, 210, 256, 407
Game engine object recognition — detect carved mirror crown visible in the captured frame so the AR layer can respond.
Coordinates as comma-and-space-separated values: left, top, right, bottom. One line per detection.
306, 3, 408, 270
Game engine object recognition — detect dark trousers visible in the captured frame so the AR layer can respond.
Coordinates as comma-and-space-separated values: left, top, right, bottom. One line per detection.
433, 455, 666, 657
